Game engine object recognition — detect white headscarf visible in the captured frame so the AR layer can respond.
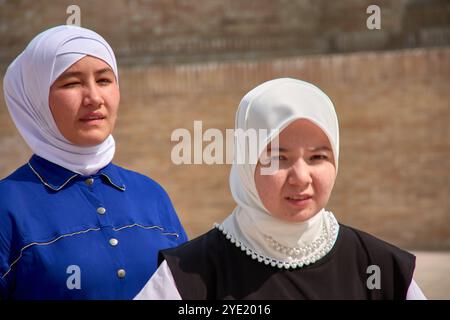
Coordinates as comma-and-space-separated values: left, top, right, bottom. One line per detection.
3, 25, 118, 175
220, 78, 340, 267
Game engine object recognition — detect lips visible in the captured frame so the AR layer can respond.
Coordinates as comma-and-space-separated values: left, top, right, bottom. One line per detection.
285, 194, 313, 208
80, 113, 106, 122
286, 194, 312, 201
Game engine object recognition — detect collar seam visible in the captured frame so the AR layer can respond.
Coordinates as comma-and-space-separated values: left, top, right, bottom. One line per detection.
100, 173, 126, 191
27, 162, 78, 191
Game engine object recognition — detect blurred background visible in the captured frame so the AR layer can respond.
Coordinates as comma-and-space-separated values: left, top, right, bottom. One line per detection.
0, 0, 449, 298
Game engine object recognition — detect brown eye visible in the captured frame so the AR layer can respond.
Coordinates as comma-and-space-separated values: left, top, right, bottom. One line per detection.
311, 154, 328, 161
62, 82, 81, 88
97, 78, 112, 85
270, 155, 287, 161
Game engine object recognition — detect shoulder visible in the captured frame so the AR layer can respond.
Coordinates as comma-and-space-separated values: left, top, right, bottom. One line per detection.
0, 165, 31, 264
339, 223, 416, 272
162, 228, 222, 254
158, 229, 227, 299
160, 229, 224, 263
0, 162, 33, 185
110, 164, 171, 197
341, 224, 414, 257
0, 163, 35, 202
110, 164, 188, 240
338, 224, 417, 299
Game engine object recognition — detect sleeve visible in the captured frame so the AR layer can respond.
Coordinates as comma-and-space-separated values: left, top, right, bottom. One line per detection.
134, 260, 182, 300
406, 279, 427, 300
0, 209, 14, 299
158, 184, 189, 243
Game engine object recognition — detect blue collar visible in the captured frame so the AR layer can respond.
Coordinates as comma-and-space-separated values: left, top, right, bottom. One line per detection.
27, 154, 126, 192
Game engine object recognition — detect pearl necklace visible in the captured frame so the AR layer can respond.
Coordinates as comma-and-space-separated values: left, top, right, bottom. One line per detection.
215, 211, 339, 269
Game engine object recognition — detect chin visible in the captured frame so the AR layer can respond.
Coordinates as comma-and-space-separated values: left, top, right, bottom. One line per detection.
284, 209, 317, 222
71, 135, 110, 147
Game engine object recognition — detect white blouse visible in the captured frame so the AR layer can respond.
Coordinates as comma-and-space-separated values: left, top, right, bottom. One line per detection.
134, 260, 427, 300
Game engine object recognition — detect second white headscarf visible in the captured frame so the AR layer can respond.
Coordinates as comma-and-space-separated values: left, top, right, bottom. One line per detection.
219, 78, 340, 268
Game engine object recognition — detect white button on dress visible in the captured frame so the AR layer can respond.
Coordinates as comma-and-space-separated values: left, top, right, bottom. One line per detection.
117, 269, 126, 278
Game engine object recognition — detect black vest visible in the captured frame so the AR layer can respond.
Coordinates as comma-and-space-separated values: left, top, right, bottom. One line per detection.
159, 224, 415, 299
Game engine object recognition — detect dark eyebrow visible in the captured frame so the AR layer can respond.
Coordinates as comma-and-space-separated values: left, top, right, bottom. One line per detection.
266, 146, 288, 153
308, 146, 332, 152
267, 146, 332, 152
95, 68, 114, 75
57, 71, 83, 80
57, 68, 114, 81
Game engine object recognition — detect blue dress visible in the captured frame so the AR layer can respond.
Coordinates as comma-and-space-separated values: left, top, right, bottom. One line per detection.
0, 155, 188, 299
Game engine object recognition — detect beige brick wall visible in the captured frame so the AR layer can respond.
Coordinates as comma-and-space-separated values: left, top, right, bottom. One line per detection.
1, 0, 449, 66
1, 47, 449, 250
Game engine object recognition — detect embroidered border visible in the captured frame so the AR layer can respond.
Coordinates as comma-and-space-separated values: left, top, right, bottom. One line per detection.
1, 223, 180, 280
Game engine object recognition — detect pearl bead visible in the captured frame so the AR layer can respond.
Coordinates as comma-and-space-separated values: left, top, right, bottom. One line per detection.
214, 211, 339, 270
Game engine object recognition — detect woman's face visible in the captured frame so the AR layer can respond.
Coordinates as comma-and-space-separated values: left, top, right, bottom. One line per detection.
49, 55, 120, 147
254, 119, 336, 223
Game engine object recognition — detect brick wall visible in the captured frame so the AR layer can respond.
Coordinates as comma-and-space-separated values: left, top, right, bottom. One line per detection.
1, 47, 449, 249
1, 0, 449, 67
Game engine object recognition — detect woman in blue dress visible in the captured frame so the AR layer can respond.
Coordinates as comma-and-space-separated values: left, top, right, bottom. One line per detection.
0, 25, 188, 299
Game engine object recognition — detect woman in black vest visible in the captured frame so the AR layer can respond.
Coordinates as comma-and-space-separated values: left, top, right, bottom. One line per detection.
135, 78, 426, 300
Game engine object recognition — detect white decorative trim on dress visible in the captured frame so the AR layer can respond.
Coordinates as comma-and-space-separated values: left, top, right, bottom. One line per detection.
28, 162, 127, 192
1, 227, 101, 279
101, 173, 126, 191
214, 211, 339, 269
113, 223, 179, 238
1, 223, 180, 280
27, 162, 78, 191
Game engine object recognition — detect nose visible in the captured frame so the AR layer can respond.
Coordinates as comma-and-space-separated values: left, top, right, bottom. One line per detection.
287, 158, 312, 188
83, 82, 104, 107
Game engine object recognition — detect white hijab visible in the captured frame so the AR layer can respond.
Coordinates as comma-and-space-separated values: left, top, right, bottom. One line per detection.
3, 25, 118, 175
220, 78, 340, 266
